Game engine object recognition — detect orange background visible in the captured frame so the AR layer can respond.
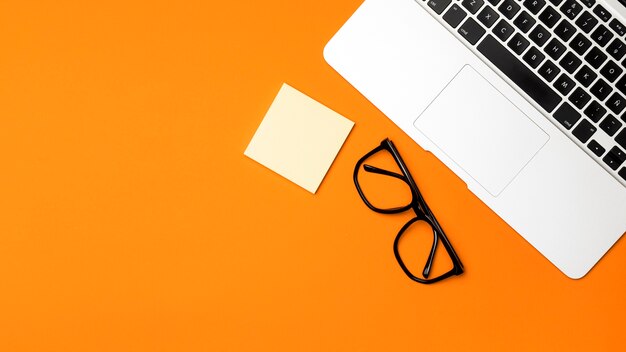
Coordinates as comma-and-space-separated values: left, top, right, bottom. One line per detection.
0, 0, 625, 350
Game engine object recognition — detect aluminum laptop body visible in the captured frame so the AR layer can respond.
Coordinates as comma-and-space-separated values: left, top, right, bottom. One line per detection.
324, 0, 626, 278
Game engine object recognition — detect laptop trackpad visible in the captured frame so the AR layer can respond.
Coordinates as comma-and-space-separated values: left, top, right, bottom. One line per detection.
414, 65, 549, 196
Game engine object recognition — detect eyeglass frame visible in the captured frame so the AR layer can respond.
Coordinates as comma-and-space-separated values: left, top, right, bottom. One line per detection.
353, 138, 464, 284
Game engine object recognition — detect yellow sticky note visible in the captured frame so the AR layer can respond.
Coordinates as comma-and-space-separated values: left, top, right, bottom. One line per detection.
244, 83, 354, 193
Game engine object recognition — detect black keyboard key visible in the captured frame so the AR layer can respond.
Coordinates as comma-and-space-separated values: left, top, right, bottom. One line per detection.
523, 0, 546, 14
588, 139, 606, 156
529, 24, 551, 46
600, 61, 622, 82
603, 147, 625, 170
573, 118, 597, 142
575, 11, 598, 33
553, 102, 582, 128
570, 34, 592, 55
554, 19, 576, 42
609, 19, 626, 36
549, 0, 564, 6
539, 6, 562, 28
585, 47, 608, 68
508, 33, 531, 54
458, 18, 487, 44
462, 0, 485, 14
620, 167, 626, 180
590, 79, 612, 100
615, 75, 626, 96
569, 87, 592, 108
616, 128, 626, 150
428, 0, 452, 14
599, 114, 623, 135
560, 0, 582, 19
523, 46, 546, 67
493, 19, 515, 41
499, 0, 521, 19
593, 5, 611, 22
607, 92, 626, 114
478, 6, 500, 27
545, 38, 567, 59
612, 147, 626, 163
580, 0, 596, 8
477, 35, 563, 111
444, 4, 468, 28
584, 100, 606, 122
575, 65, 597, 87
591, 25, 613, 47
607, 39, 626, 61
609, 146, 626, 163
488, 0, 502, 5
554, 74, 576, 95
559, 51, 582, 73
514, 11, 537, 32
603, 155, 622, 170
539, 60, 561, 81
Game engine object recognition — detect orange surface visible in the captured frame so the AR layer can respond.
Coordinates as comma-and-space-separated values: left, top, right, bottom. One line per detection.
0, 0, 625, 351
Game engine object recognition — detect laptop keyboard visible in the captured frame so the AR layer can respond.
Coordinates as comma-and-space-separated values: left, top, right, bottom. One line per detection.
423, 0, 626, 184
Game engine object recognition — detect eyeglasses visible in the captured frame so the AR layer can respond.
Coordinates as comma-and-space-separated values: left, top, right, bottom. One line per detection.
353, 138, 463, 284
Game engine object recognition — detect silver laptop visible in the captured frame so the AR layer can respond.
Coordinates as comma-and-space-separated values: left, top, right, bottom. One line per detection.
324, 0, 626, 278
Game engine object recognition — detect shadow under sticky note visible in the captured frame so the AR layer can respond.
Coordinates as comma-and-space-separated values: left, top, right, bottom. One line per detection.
244, 83, 354, 193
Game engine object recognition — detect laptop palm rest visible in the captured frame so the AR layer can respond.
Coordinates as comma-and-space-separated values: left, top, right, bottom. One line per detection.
414, 65, 549, 196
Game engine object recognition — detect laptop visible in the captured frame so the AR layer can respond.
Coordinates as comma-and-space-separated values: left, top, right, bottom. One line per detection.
324, 0, 626, 278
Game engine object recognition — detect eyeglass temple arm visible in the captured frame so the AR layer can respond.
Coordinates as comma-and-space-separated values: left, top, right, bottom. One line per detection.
363, 164, 407, 181
421, 228, 439, 278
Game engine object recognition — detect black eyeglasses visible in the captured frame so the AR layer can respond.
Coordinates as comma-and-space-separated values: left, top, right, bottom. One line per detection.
353, 138, 463, 284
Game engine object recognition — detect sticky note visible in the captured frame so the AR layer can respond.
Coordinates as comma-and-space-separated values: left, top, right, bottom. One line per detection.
244, 83, 354, 193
